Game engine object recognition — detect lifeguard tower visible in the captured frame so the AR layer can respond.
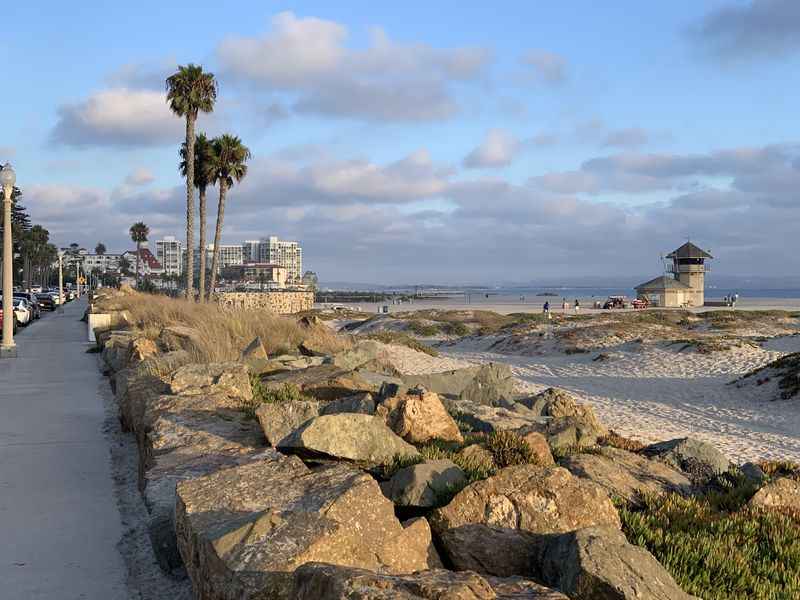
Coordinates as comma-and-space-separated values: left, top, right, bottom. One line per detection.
635, 242, 712, 308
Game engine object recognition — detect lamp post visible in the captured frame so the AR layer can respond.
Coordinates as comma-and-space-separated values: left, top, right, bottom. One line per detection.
1, 163, 16, 358
58, 251, 65, 312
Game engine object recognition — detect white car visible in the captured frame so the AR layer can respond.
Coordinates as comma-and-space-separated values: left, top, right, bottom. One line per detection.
12, 298, 32, 325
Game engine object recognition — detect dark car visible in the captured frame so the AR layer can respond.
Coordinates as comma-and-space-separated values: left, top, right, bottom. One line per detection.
14, 292, 41, 319
36, 293, 56, 311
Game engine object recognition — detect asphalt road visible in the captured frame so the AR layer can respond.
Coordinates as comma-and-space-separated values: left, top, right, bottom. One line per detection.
0, 297, 128, 599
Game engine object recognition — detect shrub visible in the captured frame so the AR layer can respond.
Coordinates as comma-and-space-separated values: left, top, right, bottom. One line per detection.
364, 331, 440, 357
240, 378, 311, 419
442, 321, 470, 337
620, 492, 800, 599
485, 430, 537, 468
759, 460, 800, 480
598, 430, 646, 452
407, 320, 441, 337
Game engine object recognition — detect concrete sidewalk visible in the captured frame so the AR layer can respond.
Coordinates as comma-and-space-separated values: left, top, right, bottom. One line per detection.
0, 297, 128, 599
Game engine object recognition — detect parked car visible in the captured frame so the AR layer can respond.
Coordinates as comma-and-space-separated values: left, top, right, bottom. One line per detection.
14, 292, 41, 319
603, 296, 628, 309
36, 293, 56, 311
11, 298, 32, 325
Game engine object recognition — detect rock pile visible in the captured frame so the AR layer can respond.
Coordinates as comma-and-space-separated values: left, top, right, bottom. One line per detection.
94, 289, 753, 599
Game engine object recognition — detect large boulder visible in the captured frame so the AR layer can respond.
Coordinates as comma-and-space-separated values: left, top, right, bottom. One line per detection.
256, 400, 321, 446
157, 325, 204, 355
534, 526, 698, 600
518, 388, 607, 449
458, 363, 518, 405
381, 460, 467, 509
262, 365, 380, 401
241, 336, 270, 373
378, 390, 464, 444
450, 402, 548, 433
290, 563, 569, 600
430, 465, 621, 575
101, 330, 136, 373
169, 362, 252, 402
113, 366, 170, 433
128, 336, 159, 365
749, 477, 800, 511
176, 454, 441, 600
560, 447, 692, 503
642, 437, 730, 481
320, 392, 377, 416
278, 414, 419, 463
325, 340, 386, 371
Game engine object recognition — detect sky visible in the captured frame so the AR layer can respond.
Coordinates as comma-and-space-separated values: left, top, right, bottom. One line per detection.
3, 0, 800, 285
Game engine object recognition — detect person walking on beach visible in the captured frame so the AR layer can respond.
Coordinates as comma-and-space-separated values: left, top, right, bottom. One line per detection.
574, 298, 580, 313
543, 301, 550, 318
562, 298, 568, 312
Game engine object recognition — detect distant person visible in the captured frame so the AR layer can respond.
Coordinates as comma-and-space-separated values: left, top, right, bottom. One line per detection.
543, 300, 550, 315
733, 293, 739, 307
574, 298, 580, 313
562, 298, 568, 312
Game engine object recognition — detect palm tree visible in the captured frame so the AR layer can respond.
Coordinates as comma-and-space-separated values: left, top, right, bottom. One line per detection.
166, 64, 217, 299
129, 222, 149, 286
180, 132, 213, 301
206, 134, 251, 297
95, 242, 106, 255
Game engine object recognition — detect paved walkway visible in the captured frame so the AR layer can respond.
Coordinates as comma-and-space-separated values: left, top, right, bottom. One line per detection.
0, 297, 128, 599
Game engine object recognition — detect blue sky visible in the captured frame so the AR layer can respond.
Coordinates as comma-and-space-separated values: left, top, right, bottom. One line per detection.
4, 1, 800, 283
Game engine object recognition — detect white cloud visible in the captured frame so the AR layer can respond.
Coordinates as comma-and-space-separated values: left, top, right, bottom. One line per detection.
124, 168, 156, 186
463, 129, 520, 169
216, 11, 490, 122
51, 88, 184, 147
521, 50, 568, 84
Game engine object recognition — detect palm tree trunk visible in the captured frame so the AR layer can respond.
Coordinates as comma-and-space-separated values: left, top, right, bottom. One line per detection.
198, 185, 207, 302
207, 182, 227, 298
184, 114, 196, 300
136, 241, 141, 286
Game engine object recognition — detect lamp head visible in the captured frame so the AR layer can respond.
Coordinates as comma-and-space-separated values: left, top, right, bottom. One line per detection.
0, 163, 16, 189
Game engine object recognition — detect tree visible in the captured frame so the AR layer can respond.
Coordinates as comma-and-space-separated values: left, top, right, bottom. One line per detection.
166, 64, 217, 299
95, 242, 106, 255
119, 256, 132, 276
206, 134, 251, 297
129, 222, 149, 286
180, 132, 213, 301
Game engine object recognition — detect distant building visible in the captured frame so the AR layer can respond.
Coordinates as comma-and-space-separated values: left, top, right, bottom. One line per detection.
82, 253, 121, 273
635, 242, 712, 308
256, 236, 302, 283
155, 236, 183, 276
122, 246, 164, 277
183, 244, 244, 276
242, 240, 260, 263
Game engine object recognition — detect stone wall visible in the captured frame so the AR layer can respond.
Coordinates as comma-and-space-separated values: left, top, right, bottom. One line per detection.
212, 291, 314, 314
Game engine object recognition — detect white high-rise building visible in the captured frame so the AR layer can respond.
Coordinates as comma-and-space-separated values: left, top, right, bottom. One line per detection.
242, 240, 260, 263
257, 236, 302, 283
156, 236, 183, 276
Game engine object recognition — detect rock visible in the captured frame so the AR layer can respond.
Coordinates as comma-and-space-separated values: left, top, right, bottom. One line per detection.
519, 388, 578, 416
750, 477, 800, 510
458, 363, 518, 406
642, 437, 730, 480
128, 336, 158, 365
319, 392, 376, 416
559, 447, 692, 503
289, 563, 569, 599
176, 455, 440, 600
241, 336, 270, 372
101, 330, 136, 372
431, 465, 620, 575
113, 366, 170, 433
157, 325, 203, 354
451, 402, 547, 433
381, 460, 467, 508
521, 431, 555, 466
519, 388, 608, 448
740, 461, 767, 485
325, 340, 386, 371
263, 365, 379, 401
535, 526, 698, 600
378, 390, 464, 444
169, 362, 252, 402
256, 399, 321, 446
278, 414, 419, 463
141, 349, 193, 377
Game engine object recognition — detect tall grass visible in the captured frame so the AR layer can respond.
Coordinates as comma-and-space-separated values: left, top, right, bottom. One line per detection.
97, 291, 351, 363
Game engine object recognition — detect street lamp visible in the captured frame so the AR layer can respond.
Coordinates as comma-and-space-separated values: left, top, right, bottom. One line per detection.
1, 163, 16, 358
58, 251, 65, 311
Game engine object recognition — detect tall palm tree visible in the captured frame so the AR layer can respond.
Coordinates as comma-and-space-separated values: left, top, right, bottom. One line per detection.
129, 222, 149, 286
95, 242, 106, 255
180, 133, 213, 301
206, 134, 251, 297
166, 64, 217, 299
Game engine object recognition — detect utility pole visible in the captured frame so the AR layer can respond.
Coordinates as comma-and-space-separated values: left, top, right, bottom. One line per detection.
58, 251, 65, 312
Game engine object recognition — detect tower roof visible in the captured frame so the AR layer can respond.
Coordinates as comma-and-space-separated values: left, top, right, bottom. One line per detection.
635, 275, 691, 291
666, 241, 712, 260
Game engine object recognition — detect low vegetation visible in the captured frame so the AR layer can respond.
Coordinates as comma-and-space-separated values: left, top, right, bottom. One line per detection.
738, 353, 800, 400
620, 486, 800, 600
241, 379, 312, 419
485, 430, 538, 468
99, 290, 350, 363
364, 331, 440, 356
